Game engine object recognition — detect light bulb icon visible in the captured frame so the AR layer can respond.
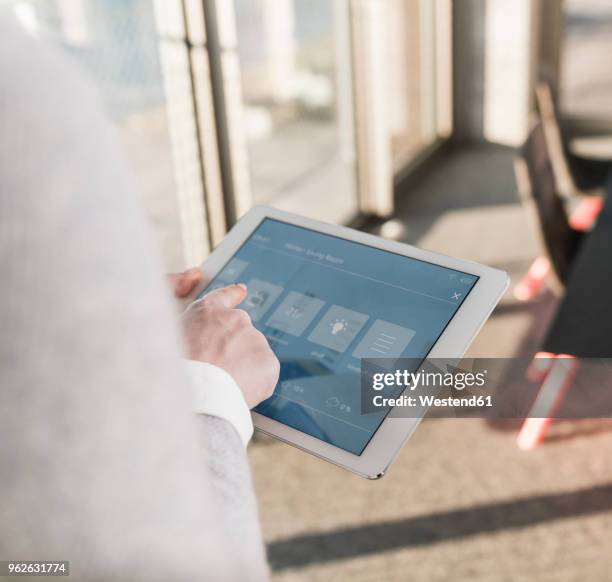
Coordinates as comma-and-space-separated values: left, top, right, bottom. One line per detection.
330, 319, 348, 335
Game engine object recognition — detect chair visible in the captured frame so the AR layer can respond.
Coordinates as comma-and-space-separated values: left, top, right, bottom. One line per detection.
515, 84, 610, 300
514, 121, 589, 449
535, 81, 612, 199
514, 121, 584, 295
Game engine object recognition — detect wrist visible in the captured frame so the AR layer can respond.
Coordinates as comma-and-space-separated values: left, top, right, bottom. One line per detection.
185, 359, 254, 447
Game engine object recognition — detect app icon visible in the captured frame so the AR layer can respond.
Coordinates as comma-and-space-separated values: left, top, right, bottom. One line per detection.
248, 291, 268, 308
330, 319, 348, 335
266, 291, 325, 336
308, 305, 369, 353
352, 319, 416, 367
240, 279, 283, 321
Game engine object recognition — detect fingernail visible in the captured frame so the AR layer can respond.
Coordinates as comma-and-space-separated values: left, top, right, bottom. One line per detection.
236, 283, 247, 291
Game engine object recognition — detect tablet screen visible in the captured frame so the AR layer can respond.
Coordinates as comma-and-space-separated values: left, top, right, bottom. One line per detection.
199, 218, 478, 455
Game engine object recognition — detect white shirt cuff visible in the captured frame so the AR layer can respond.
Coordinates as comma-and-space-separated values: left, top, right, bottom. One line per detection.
185, 359, 254, 448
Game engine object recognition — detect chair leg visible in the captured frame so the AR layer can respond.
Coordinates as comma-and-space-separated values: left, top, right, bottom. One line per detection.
517, 355, 579, 451
514, 256, 551, 301
525, 351, 556, 383
568, 195, 603, 231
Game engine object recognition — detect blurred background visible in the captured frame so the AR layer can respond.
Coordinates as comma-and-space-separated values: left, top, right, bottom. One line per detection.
4, 0, 612, 579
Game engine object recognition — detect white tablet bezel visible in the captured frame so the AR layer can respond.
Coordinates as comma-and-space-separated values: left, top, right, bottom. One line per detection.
195, 206, 509, 479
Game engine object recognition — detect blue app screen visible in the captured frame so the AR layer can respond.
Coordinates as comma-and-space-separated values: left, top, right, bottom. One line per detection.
199, 219, 478, 455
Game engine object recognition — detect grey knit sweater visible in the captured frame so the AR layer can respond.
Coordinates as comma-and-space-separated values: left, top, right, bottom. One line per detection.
0, 14, 268, 582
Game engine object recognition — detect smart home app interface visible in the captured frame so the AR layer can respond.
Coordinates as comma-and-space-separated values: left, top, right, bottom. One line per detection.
200, 219, 478, 455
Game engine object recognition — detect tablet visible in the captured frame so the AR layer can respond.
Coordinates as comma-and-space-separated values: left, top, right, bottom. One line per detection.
194, 206, 508, 478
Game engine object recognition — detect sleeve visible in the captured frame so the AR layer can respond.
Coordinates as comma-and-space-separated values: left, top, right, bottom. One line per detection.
196, 415, 269, 579
187, 360, 254, 447
0, 14, 268, 582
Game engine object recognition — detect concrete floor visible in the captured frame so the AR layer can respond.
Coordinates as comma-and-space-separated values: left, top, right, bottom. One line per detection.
249, 144, 612, 582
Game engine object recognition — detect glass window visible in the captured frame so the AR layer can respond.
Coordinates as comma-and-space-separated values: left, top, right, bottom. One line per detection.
232, 0, 358, 225
387, 0, 426, 166
561, 0, 612, 119
386, 0, 448, 169
9, 0, 187, 270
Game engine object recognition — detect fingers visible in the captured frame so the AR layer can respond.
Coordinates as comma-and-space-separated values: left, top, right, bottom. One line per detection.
201, 283, 248, 309
169, 268, 205, 298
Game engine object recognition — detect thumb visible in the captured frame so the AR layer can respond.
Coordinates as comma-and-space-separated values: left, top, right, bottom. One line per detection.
201, 283, 248, 309
169, 268, 205, 298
